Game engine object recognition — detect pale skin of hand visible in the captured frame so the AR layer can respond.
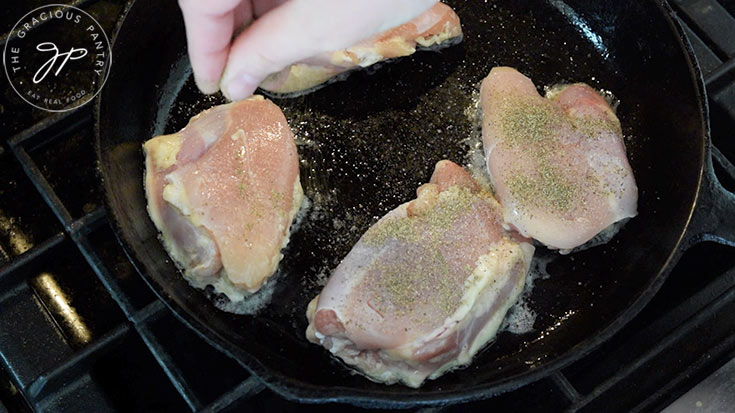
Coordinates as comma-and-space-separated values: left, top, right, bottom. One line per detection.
179, 0, 438, 101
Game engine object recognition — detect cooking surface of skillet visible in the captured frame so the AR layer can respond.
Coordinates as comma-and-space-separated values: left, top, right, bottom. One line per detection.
96, 0, 713, 406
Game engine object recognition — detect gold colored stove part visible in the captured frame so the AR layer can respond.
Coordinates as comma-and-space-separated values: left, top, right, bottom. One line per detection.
0, 210, 33, 255
29, 272, 92, 348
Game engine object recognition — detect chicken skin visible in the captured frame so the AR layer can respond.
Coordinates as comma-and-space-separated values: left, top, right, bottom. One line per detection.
480, 67, 638, 251
144, 96, 303, 301
259, 2, 462, 95
306, 160, 534, 387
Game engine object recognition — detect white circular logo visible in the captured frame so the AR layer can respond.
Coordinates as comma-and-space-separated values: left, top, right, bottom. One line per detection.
3, 4, 112, 112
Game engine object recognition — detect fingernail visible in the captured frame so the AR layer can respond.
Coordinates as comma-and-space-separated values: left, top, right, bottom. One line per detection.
224, 73, 259, 101
194, 75, 219, 95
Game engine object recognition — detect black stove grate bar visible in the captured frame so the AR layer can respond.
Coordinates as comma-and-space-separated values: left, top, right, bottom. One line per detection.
568, 266, 735, 411
681, 24, 723, 74
73, 233, 149, 318
0, 233, 64, 292
672, 0, 735, 59
713, 146, 735, 182
7, 109, 88, 152
26, 323, 129, 405
129, 300, 166, 325
705, 56, 735, 88
551, 372, 581, 404
68, 207, 106, 236
201, 377, 266, 412
637, 325, 735, 412
136, 322, 203, 411
8, 145, 73, 226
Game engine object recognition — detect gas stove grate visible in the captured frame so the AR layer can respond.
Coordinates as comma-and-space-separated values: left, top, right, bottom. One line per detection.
1, 0, 735, 411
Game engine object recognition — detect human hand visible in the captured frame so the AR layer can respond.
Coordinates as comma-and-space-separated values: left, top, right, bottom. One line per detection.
178, 0, 438, 101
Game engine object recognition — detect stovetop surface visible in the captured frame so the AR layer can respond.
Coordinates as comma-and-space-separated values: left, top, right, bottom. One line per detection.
1, 0, 735, 411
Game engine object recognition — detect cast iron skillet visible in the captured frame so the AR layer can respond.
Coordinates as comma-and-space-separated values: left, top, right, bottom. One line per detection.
95, 0, 735, 407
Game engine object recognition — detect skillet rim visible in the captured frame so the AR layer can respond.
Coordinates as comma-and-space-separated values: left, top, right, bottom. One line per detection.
94, 0, 709, 406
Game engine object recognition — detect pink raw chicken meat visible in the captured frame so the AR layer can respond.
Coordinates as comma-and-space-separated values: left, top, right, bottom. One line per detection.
306, 160, 534, 388
259, 2, 462, 95
143, 96, 303, 301
480, 67, 638, 251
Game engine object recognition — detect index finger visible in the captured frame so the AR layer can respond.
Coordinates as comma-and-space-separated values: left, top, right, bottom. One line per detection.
179, 0, 252, 94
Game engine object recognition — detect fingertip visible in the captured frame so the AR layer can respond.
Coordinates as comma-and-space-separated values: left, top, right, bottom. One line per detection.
221, 73, 260, 101
194, 75, 220, 95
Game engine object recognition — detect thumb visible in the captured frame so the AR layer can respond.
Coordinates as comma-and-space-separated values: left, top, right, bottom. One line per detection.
220, 0, 438, 100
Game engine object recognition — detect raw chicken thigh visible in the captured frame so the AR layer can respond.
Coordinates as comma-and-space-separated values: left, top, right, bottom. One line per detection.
259, 2, 462, 95
144, 96, 303, 301
480, 67, 638, 251
306, 160, 534, 388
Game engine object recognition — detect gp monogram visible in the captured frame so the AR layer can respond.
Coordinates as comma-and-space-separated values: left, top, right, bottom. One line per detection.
3, 4, 112, 112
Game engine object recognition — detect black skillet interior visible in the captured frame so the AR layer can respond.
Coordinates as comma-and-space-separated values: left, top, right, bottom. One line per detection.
96, 0, 706, 405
